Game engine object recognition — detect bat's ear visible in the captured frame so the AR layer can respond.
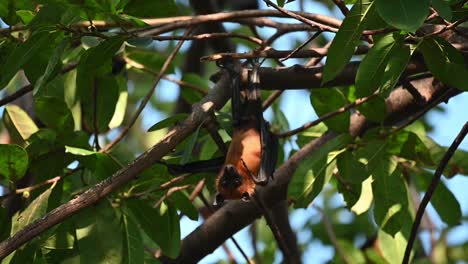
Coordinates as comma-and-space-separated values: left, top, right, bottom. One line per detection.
241, 192, 250, 202
214, 193, 225, 206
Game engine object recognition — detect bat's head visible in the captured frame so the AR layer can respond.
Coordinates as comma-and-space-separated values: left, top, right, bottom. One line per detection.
215, 164, 254, 205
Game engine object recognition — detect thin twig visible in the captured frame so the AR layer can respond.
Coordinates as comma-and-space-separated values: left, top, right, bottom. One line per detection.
262, 90, 283, 111
252, 194, 292, 262
153, 32, 262, 45
0, 85, 33, 107
0, 168, 82, 201
423, 16, 468, 38
153, 184, 191, 208
263, 0, 337, 32
201, 45, 370, 62
100, 28, 193, 152
403, 122, 468, 264
92, 79, 101, 150
280, 30, 323, 62
278, 94, 377, 138
124, 57, 207, 95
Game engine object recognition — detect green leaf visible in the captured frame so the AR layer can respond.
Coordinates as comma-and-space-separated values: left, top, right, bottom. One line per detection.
65, 146, 96, 156
34, 97, 75, 134
29, 3, 68, 29
122, 214, 144, 264
358, 142, 410, 236
355, 34, 409, 97
65, 146, 120, 181
76, 36, 124, 99
16, 10, 34, 24
75, 201, 123, 264
124, 0, 178, 18
378, 229, 409, 263
412, 168, 461, 226
181, 73, 209, 91
379, 43, 411, 96
431, 0, 452, 21
322, 0, 376, 84
356, 34, 395, 97
277, 0, 286, 7
332, 240, 366, 263
289, 134, 352, 207
169, 192, 198, 221
180, 123, 203, 164
373, 167, 409, 235
108, 75, 128, 129
0, 144, 28, 181
356, 94, 387, 122
126, 199, 180, 258
376, 0, 430, 32
0, 31, 50, 88
43, 220, 75, 250
351, 176, 374, 214
389, 131, 434, 165
181, 88, 203, 105
419, 37, 468, 91
33, 40, 67, 95
337, 151, 369, 183
11, 184, 56, 236
81, 75, 120, 132
310, 88, 350, 133
148, 114, 188, 132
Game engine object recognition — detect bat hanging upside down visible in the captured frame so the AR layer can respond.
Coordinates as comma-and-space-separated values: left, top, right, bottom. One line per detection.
161, 60, 278, 205
214, 60, 278, 205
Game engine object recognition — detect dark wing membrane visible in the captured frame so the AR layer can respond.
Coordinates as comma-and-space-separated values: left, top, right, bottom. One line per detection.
257, 120, 278, 185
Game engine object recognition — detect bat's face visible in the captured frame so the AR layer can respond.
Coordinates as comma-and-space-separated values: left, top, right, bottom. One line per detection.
215, 164, 255, 205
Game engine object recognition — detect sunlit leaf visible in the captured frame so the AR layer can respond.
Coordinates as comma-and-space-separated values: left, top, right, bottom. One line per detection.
310, 88, 350, 133
289, 134, 352, 207
323, 0, 376, 84
419, 37, 468, 91
376, 0, 430, 32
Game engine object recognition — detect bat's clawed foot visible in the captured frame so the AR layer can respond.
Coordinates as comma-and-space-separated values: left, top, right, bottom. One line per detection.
241, 192, 250, 202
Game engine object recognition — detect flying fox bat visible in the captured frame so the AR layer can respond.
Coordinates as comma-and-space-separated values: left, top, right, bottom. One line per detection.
161, 60, 278, 205
214, 60, 278, 205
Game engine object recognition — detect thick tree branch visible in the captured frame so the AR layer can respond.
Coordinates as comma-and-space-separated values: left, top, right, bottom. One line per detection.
169, 75, 462, 263
0, 71, 232, 260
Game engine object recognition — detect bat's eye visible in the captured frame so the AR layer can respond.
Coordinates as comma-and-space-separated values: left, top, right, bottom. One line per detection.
234, 178, 241, 186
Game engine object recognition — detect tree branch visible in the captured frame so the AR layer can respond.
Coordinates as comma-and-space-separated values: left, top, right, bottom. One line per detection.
0, 70, 233, 260
167, 75, 461, 263
403, 122, 468, 264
